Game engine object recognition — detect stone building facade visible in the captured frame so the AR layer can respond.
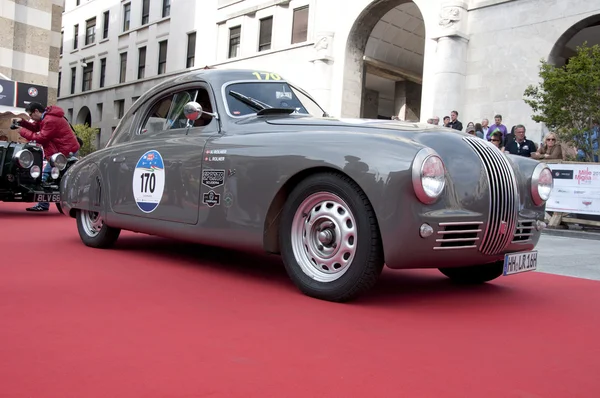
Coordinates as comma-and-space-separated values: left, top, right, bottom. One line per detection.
57, 0, 600, 147
0, 0, 64, 107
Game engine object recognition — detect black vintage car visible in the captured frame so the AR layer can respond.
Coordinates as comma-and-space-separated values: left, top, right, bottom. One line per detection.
0, 139, 77, 213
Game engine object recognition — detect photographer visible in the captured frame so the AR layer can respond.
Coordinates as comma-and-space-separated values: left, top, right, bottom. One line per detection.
11, 102, 80, 212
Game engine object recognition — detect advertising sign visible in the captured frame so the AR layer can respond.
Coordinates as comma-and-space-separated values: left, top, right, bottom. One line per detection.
546, 163, 600, 215
16, 82, 48, 108
0, 79, 16, 106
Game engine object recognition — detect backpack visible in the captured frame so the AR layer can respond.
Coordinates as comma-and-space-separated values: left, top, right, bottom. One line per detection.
64, 116, 84, 147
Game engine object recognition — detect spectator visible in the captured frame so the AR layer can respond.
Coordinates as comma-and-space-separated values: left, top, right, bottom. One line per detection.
575, 122, 599, 162
448, 111, 463, 131
443, 116, 451, 127
432, 116, 440, 125
474, 123, 484, 138
532, 132, 563, 160
489, 131, 503, 150
504, 124, 537, 157
487, 114, 508, 141
426, 118, 434, 124
481, 118, 490, 137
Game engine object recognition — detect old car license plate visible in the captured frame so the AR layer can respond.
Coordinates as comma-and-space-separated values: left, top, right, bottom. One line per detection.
35, 193, 61, 202
503, 251, 538, 276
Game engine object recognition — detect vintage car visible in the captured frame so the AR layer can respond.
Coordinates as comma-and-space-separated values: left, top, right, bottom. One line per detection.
1, 139, 77, 213
59, 68, 553, 302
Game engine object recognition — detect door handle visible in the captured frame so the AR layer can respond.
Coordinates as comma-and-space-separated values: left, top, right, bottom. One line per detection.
112, 156, 126, 163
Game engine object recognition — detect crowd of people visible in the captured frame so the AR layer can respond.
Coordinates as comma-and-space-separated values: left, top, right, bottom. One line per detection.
426, 111, 574, 161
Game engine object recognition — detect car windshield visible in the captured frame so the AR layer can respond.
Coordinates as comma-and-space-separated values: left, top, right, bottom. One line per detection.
224, 82, 327, 118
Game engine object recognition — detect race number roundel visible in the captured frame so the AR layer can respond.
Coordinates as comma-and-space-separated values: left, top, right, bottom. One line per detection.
132, 150, 165, 213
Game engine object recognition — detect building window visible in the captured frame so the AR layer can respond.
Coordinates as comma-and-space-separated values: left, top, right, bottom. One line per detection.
228, 26, 241, 58
82, 62, 93, 92
258, 17, 273, 51
85, 17, 96, 46
57, 71, 61, 98
119, 52, 127, 83
60, 31, 64, 55
186, 32, 196, 68
162, 0, 170, 18
291, 6, 309, 44
115, 100, 125, 119
123, 3, 131, 31
142, 0, 150, 25
158, 40, 167, 75
138, 46, 146, 79
97, 103, 103, 122
73, 24, 79, 49
103, 11, 109, 39
99, 58, 106, 87
70, 67, 76, 94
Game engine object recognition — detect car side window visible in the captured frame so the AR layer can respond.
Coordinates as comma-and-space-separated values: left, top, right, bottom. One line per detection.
140, 96, 173, 135
165, 87, 216, 130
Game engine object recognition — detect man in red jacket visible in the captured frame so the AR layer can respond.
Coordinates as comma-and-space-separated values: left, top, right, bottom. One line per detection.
15, 102, 80, 212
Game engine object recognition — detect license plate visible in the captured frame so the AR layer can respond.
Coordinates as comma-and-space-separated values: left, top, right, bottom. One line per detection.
503, 251, 538, 276
35, 193, 61, 202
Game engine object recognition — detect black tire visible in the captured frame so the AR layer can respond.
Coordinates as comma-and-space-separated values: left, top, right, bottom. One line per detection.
56, 202, 64, 215
438, 261, 504, 284
76, 209, 121, 248
279, 171, 384, 302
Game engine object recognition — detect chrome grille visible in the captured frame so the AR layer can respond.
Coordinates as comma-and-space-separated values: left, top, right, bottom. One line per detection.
512, 220, 534, 243
434, 221, 483, 250
463, 137, 518, 255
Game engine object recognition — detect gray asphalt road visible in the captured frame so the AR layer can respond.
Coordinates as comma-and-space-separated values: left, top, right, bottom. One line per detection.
536, 234, 600, 281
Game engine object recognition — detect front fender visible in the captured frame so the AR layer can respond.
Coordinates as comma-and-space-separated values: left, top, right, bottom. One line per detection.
60, 157, 103, 217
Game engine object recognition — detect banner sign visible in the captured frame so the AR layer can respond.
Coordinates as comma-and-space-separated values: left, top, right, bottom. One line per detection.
16, 82, 48, 108
0, 79, 16, 106
546, 163, 600, 215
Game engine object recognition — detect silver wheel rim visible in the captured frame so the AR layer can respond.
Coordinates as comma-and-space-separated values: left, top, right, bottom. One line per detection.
290, 192, 358, 282
81, 210, 104, 238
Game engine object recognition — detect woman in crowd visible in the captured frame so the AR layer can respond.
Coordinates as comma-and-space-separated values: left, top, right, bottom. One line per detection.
533, 132, 564, 160
489, 131, 503, 151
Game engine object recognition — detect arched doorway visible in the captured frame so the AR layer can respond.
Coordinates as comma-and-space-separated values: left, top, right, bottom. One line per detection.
342, 0, 426, 120
76, 106, 91, 126
548, 15, 600, 66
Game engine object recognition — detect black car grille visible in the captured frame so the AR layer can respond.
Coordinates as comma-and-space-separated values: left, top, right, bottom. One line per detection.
17, 147, 44, 184
512, 220, 535, 243
463, 137, 518, 255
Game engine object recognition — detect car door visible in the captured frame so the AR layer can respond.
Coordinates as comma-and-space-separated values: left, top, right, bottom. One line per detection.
107, 82, 219, 225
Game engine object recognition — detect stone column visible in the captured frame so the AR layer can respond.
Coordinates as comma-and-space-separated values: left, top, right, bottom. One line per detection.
394, 81, 422, 121
362, 88, 379, 119
430, 1, 469, 120
309, 31, 336, 114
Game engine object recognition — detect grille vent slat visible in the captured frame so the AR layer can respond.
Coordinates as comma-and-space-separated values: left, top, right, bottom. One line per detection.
462, 137, 519, 255
435, 221, 483, 250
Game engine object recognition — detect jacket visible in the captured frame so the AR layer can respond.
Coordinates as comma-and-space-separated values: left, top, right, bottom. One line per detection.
18, 106, 80, 159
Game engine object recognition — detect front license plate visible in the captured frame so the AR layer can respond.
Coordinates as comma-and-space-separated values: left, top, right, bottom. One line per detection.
35, 193, 61, 202
503, 251, 538, 276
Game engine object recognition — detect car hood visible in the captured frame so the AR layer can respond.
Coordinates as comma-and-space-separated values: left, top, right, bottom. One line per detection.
265, 116, 449, 134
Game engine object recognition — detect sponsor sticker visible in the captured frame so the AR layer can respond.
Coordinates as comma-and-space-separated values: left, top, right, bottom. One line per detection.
203, 190, 220, 207
202, 169, 225, 189
132, 150, 166, 213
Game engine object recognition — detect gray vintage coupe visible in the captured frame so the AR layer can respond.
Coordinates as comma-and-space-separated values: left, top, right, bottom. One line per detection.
60, 68, 553, 302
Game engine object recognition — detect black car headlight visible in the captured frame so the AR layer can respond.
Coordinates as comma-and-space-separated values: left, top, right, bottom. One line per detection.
14, 149, 34, 169
50, 153, 67, 171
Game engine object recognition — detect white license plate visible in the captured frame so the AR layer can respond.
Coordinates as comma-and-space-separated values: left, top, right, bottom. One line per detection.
503, 251, 538, 276
35, 193, 61, 202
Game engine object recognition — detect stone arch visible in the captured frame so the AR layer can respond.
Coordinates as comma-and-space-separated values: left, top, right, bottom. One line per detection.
76, 105, 91, 126
548, 14, 600, 66
341, 0, 426, 120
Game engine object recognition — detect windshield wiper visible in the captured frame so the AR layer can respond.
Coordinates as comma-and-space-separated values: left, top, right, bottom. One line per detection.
229, 91, 271, 111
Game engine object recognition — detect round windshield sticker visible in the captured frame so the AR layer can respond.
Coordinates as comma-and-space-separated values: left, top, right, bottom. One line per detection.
132, 150, 165, 213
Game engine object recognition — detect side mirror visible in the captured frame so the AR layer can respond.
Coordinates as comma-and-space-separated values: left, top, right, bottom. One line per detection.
183, 101, 203, 121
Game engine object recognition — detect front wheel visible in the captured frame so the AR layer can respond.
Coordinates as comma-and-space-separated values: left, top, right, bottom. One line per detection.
76, 209, 121, 248
279, 172, 384, 302
438, 261, 504, 284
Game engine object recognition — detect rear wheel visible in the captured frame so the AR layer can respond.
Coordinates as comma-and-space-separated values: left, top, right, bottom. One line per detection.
279, 172, 384, 302
76, 209, 121, 248
438, 261, 504, 284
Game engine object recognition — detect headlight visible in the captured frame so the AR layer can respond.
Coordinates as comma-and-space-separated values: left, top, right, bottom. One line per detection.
14, 149, 34, 168
531, 163, 554, 206
51, 167, 60, 180
412, 148, 446, 204
50, 153, 67, 170
30, 165, 41, 178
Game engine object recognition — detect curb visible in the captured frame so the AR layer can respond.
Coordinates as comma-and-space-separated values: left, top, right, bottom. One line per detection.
542, 228, 600, 241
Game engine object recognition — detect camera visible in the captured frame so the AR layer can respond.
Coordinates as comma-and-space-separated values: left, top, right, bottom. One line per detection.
9, 119, 21, 130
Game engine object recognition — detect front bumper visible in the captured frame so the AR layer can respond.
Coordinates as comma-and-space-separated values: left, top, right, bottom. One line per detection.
0, 184, 61, 203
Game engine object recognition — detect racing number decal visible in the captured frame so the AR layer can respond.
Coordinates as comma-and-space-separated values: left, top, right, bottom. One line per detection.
133, 150, 166, 213
252, 72, 282, 81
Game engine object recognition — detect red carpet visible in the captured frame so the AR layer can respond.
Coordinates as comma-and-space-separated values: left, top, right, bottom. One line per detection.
1, 203, 599, 398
